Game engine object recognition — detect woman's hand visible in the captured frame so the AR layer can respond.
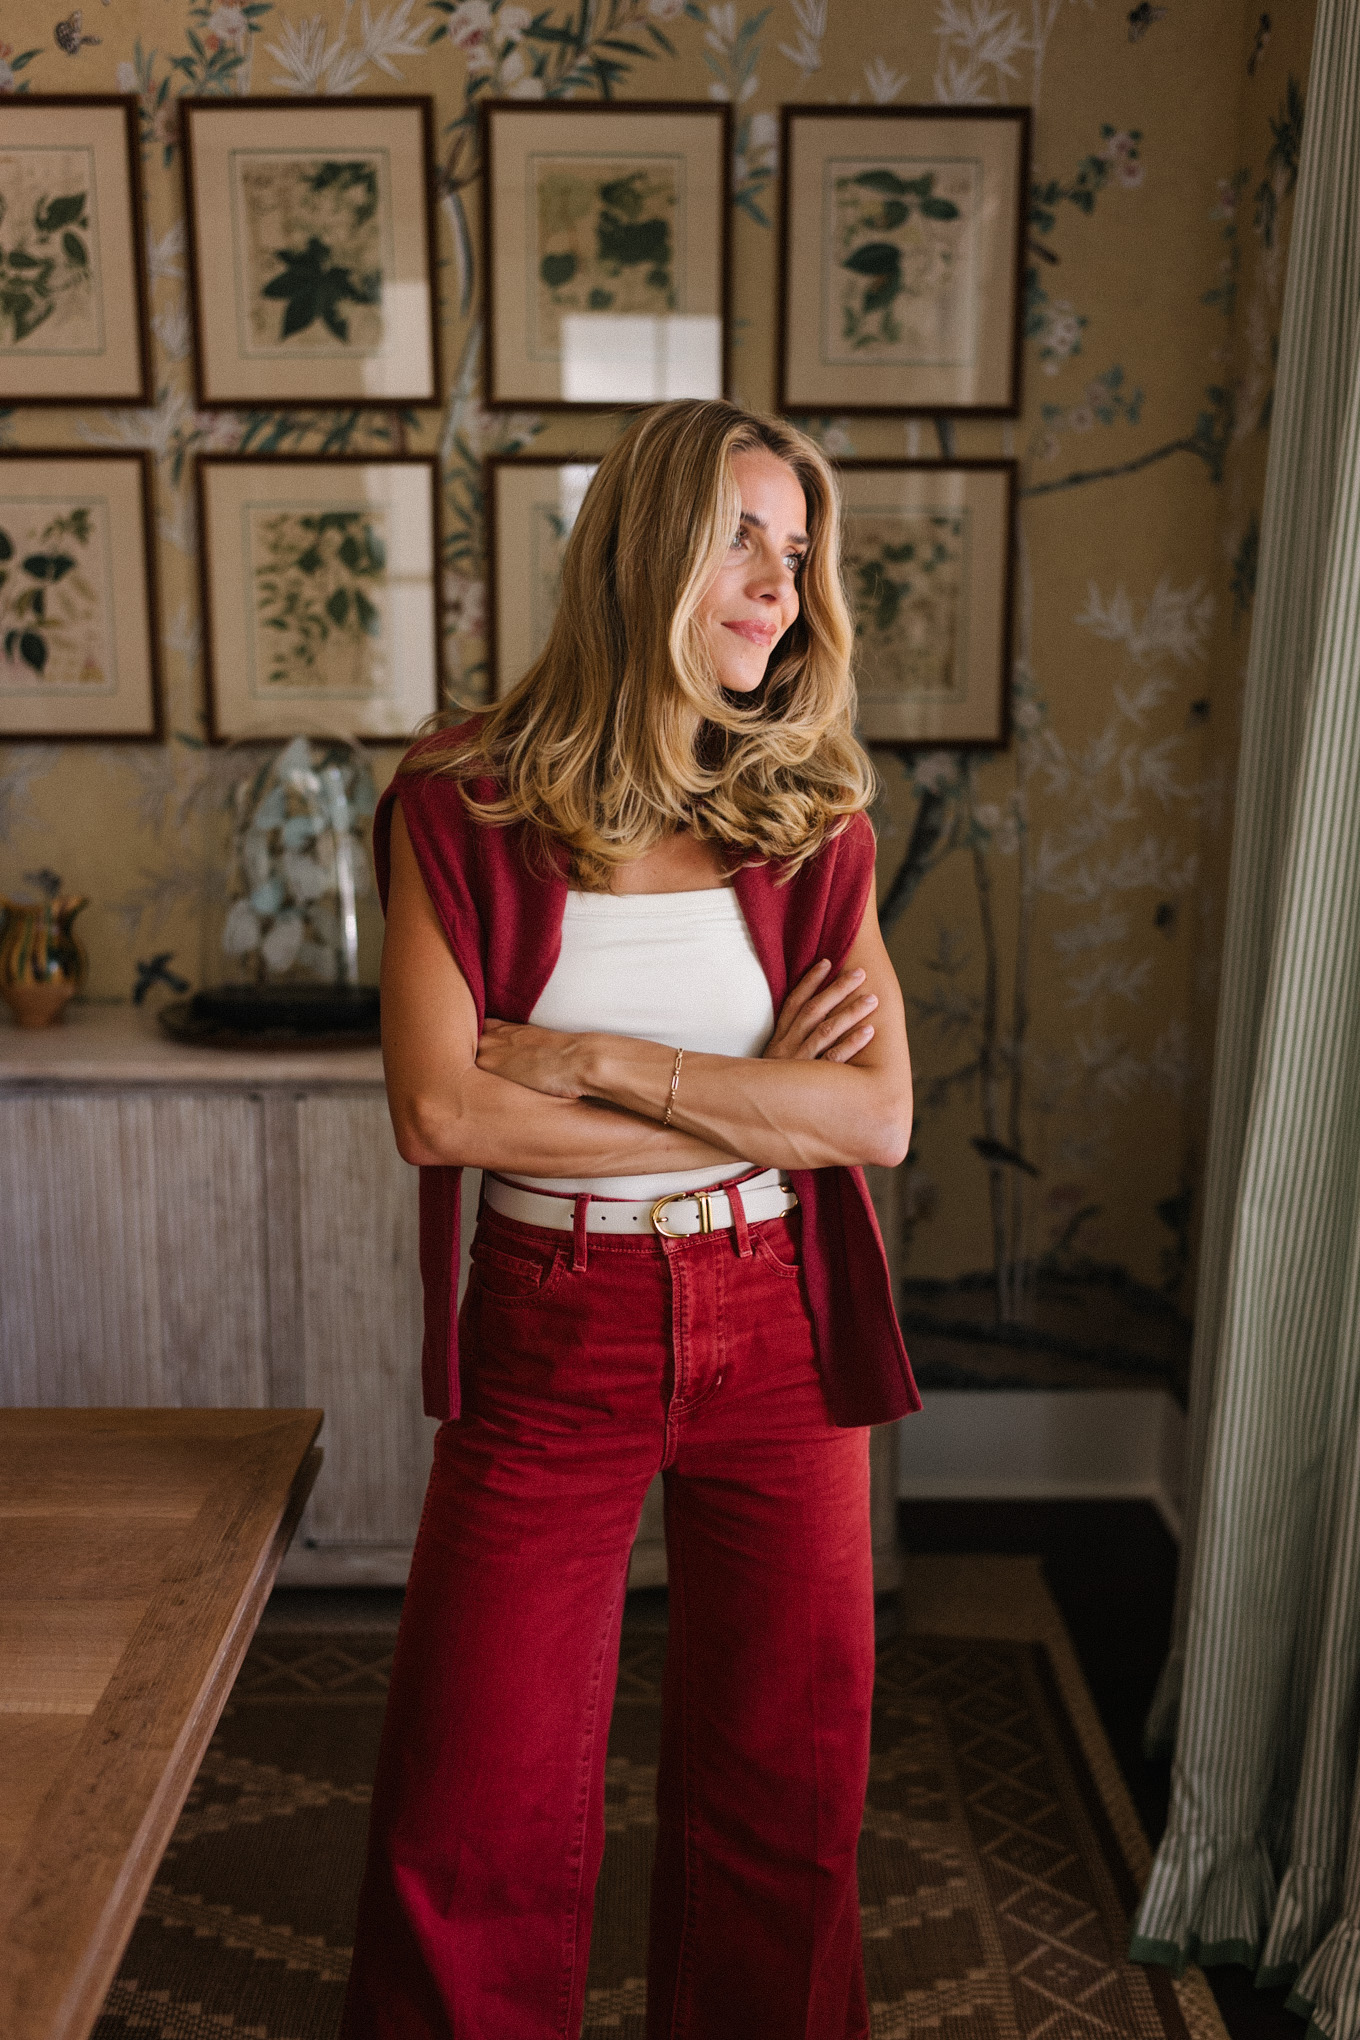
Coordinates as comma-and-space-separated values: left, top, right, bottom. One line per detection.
476, 1017, 593, 1099
763, 959, 878, 1064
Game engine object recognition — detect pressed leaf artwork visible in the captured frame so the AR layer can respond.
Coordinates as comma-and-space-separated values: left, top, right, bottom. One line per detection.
250, 506, 389, 698
828, 158, 978, 365
531, 157, 679, 357
235, 153, 385, 355
0, 498, 111, 693
0, 149, 98, 352
844, 508, 969, 700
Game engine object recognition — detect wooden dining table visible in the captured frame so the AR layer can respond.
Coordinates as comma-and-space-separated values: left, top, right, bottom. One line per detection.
0, 1406, 323, 2040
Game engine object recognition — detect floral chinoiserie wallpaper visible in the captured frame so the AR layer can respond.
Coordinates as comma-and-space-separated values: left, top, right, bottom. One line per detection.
0, 0, 1316, 1380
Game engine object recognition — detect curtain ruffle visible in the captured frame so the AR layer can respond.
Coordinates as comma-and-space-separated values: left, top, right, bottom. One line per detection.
1259, 1862, 1344, 1987
1129, 1834, 1277, 1974
1287, 1915, 1360, 2040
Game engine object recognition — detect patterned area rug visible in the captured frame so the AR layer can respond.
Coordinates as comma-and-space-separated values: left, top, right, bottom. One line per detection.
91, 1563, 1216, 2040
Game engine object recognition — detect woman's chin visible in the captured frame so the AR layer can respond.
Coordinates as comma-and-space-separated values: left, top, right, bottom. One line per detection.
716, 659, 770, 696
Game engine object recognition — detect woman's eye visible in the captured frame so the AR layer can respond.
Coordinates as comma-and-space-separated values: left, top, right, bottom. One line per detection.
785, 552, 805, 575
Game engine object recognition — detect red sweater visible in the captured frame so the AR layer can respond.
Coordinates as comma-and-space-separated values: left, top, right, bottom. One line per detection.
373, 724, 920, 1430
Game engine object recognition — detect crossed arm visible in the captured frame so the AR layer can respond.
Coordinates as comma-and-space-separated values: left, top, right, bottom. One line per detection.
380, 806, 913, 1176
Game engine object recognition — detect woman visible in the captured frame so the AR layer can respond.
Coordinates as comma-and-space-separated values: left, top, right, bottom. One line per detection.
342, 399, 920, 2040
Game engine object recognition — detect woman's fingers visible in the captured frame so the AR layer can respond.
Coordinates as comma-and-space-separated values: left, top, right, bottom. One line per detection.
767, 959, 831, 1048
766, 968, 879, 1061
821, 1021, 875, 1064
785, 959, 832, 1010
778, 967, 861, 1039
783, 973, 870, 1055
767, 963, 879, 1060
802, 992, 877, 1059
794, 969, 867, 1040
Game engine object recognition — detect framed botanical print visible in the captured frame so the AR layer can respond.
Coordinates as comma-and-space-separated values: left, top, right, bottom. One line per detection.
779, 107, 1030, 417
0, 98, 151, 406
0, 452, 161, 740
181, 97, 440, 410
486, 454, 599, 696
481, 100, 730, 410
839, 460, 1015, 749
197, 455, 441, 743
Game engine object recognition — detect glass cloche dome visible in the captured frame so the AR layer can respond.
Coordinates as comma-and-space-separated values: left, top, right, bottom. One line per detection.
168, 734, 383, 1043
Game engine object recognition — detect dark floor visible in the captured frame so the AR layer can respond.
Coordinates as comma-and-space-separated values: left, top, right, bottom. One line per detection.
898, 1499, 1305, 2040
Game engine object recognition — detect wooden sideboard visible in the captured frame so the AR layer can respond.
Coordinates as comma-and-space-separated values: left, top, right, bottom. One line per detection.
0, 1003, 901, 1592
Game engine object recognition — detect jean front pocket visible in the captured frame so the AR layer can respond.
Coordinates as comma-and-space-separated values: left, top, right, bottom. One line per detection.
469, 1235, 564, 1303
752, 1215, 802, 1278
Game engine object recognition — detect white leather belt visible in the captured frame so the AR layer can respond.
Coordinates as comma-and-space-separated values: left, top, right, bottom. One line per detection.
484, 1167, 798, 1238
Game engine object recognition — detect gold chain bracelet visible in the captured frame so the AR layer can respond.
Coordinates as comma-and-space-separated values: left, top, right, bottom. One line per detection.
661, 1046, 684, 1127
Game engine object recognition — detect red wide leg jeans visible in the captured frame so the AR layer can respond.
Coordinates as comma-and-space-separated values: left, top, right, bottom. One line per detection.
340, 1198, 875, 2040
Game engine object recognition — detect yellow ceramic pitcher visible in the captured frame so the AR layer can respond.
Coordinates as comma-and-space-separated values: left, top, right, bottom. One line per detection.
0, 894, 88, 1028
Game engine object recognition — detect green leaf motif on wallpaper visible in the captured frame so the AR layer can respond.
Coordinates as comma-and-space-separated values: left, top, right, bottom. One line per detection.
1026, 127, 1142, 374
1016, 119, 1272, 501
252, 509, 387, 695
0, 505, 100, 684
0, 184, 92, 348
169, 0, 275, 108
0, 47, 42, 97
126, 3, 272, 169
1254, 74, 1304, 250
431, 0, 669, 127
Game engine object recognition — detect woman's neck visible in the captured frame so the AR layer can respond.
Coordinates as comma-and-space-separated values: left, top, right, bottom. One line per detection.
606, 831, 732, 895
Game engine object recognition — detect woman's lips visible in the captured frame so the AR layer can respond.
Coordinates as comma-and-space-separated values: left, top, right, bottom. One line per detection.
722, 620, 778, 646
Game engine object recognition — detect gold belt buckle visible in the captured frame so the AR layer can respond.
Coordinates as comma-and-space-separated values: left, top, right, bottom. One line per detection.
651, 1188, 716, 1238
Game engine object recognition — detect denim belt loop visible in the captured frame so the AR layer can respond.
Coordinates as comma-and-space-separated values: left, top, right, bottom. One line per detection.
726, 1177, 752, 1258
572, 1193, 590, 1272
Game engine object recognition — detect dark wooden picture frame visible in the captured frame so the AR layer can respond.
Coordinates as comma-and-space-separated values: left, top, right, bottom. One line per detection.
838, 457, 1016, 752
778, 106, 1031, 419
481, 99, 732, 411
0, 449, 162, 742
181, 96, 441, 412
0, 97, 151, 407
485, 451, 600, 696
196, 452, 443, 744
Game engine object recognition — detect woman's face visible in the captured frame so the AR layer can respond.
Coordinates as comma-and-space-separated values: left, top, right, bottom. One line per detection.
695, 448, 809, 695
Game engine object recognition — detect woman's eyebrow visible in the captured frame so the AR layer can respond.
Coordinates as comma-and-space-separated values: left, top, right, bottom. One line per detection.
738, 508, 809, 545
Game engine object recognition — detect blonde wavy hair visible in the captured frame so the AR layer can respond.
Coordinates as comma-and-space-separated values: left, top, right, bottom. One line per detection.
403, 399, 875, 887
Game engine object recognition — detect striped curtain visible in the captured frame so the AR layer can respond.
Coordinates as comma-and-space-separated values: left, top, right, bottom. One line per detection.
1130, 0, 1360, 2027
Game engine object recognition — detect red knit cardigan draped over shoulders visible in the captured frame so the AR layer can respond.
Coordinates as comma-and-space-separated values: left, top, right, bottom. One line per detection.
372, 720, 920, 1430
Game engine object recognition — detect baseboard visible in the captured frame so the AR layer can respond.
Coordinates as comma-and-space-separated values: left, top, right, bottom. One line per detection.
277, 1543, 416, 1588
897, 1388, 1186, 1540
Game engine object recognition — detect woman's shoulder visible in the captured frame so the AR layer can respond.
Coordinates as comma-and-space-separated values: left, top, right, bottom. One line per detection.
833, 808, 877, 865
387, 715, 502, 823
399, 713, 493, 785
786, 809, 876, 892
374, 717, 494, 907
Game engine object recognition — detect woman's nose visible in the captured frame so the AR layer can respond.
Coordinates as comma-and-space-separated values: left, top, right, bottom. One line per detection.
748, 554, 787, 596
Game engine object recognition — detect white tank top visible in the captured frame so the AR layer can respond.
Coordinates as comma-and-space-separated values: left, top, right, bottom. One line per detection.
513, 887, 774, 1198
